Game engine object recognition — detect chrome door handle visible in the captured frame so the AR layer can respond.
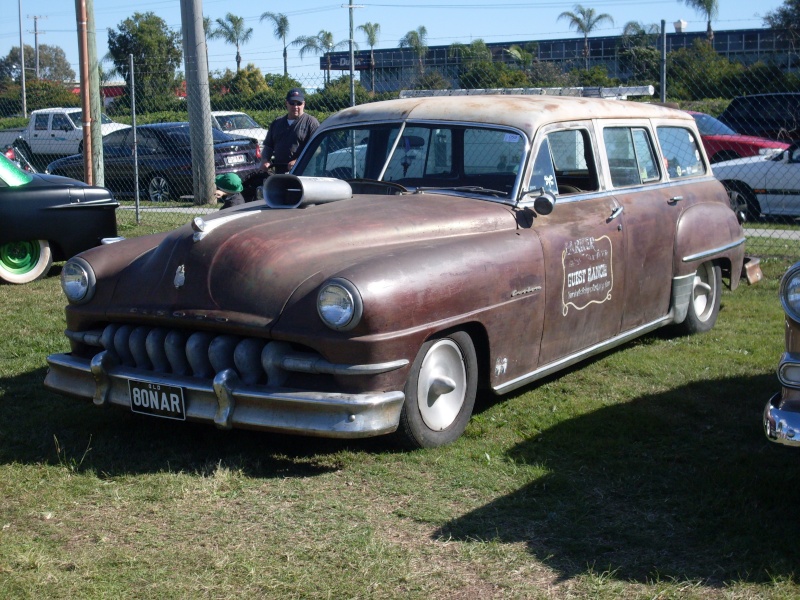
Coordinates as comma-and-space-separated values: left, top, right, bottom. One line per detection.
668, 195, 684, 204
607, 206, 623, 222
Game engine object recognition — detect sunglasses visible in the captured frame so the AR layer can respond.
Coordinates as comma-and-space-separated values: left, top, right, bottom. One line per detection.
288, 101, 303, 106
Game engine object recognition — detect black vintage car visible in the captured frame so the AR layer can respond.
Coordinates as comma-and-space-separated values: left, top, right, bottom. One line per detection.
46, 123, 262, 203
0, 153, 118, 284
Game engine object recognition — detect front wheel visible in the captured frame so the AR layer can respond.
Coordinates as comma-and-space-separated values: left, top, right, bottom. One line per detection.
396, 331, 478, 449
147, 174, 172, 202
0, 240, 53, 284
678, 262, 721, 334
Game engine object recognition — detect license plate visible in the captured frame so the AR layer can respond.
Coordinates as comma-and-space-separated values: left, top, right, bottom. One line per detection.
129, 379, 186, 421
225, 154, 246, 166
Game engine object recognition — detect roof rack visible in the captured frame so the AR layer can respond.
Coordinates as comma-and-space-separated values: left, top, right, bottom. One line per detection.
398, 85, 654, 101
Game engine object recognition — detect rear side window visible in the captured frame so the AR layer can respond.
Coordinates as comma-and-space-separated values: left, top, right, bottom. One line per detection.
656, 126, 706, 179
603, 127, 659, 187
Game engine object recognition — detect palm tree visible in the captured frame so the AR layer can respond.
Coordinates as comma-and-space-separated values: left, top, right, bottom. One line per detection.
399, 26, 428, 78
679, 0, 719, 42
209, 13, 253, 73
357, 22, 380, 93
557, 4, 614, 70
292, 30, 349, 84
261, 12, 290, 76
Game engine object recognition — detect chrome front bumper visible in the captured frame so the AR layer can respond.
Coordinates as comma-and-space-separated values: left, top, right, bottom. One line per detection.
764, 392, 800, 447
45, 352, 406, 438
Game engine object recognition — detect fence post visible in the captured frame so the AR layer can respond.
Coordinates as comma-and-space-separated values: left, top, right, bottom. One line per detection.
660, 20, 667, 103
130, 54, 139, 225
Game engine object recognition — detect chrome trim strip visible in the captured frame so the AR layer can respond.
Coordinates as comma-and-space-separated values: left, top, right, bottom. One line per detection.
777, 352, 800, 389
682, 237, 745, 263
493, 315, 672, 394
45, 353, 406, 438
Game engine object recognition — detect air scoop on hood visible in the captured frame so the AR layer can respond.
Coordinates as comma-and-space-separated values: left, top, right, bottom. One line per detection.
264, 175, 353, 209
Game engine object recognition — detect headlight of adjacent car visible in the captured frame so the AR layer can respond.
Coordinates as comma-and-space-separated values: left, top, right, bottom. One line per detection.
60, 257, 96, 304
317, 278, 363, 331
781, 263, 800, 323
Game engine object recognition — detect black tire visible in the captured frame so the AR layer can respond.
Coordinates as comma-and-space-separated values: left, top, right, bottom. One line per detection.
146, 174, 172, 202
722, 180, 761, 221
395, 331, 478, 449
678, 261, 721, 335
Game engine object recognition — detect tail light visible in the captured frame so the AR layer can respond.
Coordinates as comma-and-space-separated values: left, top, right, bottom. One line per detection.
4, 147, 16, 161
255, 145, 262, 160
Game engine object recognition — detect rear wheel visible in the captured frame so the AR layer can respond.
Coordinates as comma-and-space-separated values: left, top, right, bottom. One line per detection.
147, 174, 172, 202
396, 331, 477, 449
678, 261, 721, 334
0, 239, 53, 284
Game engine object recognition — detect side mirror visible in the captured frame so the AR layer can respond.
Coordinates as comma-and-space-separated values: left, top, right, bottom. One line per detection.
523, 187, 557, 216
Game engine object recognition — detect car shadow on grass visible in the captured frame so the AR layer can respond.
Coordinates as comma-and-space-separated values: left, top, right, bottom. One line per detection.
0, 366, 391, 479
437, 373, 800, 586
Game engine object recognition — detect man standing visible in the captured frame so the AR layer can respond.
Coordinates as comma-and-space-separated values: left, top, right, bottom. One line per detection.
262, 88, 320, 174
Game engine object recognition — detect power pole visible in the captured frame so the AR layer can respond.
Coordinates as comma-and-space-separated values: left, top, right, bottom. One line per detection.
18, 0, 26, 117
74, 0, 92, 184
180, 0, 215, 205
86, 0, 103, 186
28, 15, 46, 79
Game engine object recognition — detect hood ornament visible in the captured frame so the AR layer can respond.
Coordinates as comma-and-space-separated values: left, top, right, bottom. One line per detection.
174, 265, 186, 289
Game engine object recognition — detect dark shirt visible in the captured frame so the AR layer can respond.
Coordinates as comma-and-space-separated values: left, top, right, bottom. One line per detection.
219, 192, 245, 210
263, 112, 320, 172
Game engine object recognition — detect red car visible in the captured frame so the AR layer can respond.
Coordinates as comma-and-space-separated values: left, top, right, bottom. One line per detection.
688, 111, 789, 163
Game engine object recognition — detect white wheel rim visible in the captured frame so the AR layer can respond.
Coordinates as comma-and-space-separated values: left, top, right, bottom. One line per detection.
692, 263, 715, 322
417, 339, 467, 431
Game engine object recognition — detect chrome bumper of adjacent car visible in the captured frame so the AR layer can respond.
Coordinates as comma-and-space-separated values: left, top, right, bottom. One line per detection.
45, 352, 406, 438
764, 392, 800, 447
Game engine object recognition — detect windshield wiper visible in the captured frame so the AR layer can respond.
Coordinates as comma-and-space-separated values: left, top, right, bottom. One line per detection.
412, 185, 508, 197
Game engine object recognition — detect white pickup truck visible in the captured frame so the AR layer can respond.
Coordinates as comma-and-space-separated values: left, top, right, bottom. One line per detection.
0, 107, 130, 166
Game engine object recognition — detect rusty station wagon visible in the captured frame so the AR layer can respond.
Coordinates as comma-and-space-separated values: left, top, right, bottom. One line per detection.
44, 94, 746, 448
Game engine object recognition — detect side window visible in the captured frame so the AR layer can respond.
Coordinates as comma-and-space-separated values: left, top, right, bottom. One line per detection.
527, 138, 558, 195
138, 129, 162, 152
603, 126, 659, 187
384, 128, 430, 181
34, 114, 49, 131
103, 128, 129, 148
51, 114, 72, 131
656, 126, 706, 179
545, 129, 599, 193
425, 129, 452, 175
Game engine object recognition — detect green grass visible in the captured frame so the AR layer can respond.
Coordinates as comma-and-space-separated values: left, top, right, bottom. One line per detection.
1, 253, 799, 598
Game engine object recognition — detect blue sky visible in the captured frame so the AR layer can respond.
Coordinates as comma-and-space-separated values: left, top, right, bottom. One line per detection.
0, 0, 785, 82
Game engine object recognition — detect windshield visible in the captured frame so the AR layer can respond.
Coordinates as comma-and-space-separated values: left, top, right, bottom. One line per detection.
691, 113, 737, 136
65, 110, 115, 126
294, 122, 527, 201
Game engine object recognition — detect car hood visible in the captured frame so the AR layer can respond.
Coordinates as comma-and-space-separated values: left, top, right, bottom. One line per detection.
703, 133, 788, 149
711, 153, 778, 173
103, 193, 516, 327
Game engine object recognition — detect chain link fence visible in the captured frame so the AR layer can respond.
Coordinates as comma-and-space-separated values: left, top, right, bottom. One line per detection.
1, 32, 799, 259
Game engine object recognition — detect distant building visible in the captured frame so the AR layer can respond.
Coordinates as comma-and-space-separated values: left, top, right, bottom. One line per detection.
322, 28, 799, 93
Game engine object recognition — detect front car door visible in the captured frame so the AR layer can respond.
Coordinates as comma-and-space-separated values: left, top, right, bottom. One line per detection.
760, 145, 800, 216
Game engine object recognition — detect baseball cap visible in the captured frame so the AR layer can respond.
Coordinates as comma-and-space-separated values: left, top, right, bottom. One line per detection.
215, 172, 243, 194
286, 88, 305, 103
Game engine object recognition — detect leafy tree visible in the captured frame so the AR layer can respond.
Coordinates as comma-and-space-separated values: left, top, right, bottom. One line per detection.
261, 12, 291, 76
414, 70, 450, 90
292, 30, 349, 84
357, 22, 381, 93
399, 26, 429, 78
0, 79, 79, 114
679, 0, 719, 42
765, 0, 800, 30
449, 40, 492, 66
666, 39, 742, 99
0, 44, 75, 83
459, 61, 529, 89
310, 74, 371, 111
211, 64, 268, 97
558, 4, 614, 70
107, 12, 183, 112
618, 21, 661, 82
210, 13, 254, 73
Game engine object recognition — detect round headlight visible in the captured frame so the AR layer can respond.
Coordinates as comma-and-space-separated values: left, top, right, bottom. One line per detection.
781, 264, 800, 323
61, 257, 96, 304
317, 278, 363, 331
